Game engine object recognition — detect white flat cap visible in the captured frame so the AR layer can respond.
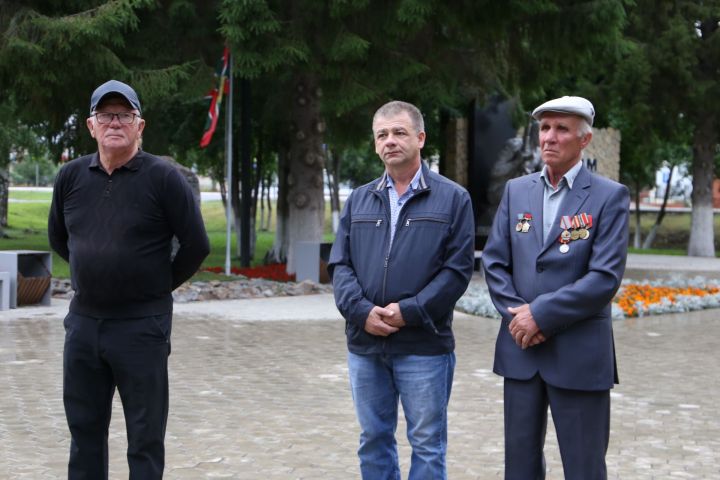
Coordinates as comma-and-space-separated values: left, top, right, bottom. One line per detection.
532, 96, 595, 126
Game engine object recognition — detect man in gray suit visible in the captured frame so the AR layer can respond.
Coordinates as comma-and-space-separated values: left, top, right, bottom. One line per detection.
482, 96, 629, 479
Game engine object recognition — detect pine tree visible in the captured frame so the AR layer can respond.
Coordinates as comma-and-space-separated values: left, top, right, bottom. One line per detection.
610, 0, 719, 256
219, 0, 628, 269
0, 0, 221, 228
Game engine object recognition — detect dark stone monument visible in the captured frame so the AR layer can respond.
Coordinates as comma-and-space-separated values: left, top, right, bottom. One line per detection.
468, 97, 541, 249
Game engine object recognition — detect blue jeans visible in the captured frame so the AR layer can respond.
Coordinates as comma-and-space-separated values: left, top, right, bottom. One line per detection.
348, 352, 456, 480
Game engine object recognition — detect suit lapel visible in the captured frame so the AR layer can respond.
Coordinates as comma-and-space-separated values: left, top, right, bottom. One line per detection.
529, 175, 545, 248
540, 166, 592, 255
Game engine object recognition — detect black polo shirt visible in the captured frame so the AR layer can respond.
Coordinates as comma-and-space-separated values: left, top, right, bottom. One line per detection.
48, 150, 210, 318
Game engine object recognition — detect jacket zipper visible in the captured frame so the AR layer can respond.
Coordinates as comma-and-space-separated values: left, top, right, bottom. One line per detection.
381, 253, 389, 307
381, 191, 431, 307
405, 217, 449, 227
350, 218, 384, 226
372, 186, 433, 348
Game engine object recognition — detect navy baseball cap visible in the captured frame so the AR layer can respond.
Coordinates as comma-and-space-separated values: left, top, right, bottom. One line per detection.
90, 80, 141, 114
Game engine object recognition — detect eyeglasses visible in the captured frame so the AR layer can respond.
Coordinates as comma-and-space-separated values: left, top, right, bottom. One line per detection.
92, 112, 139, 125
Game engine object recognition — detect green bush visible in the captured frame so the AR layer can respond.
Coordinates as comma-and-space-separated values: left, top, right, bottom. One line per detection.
10, 157, 59, 186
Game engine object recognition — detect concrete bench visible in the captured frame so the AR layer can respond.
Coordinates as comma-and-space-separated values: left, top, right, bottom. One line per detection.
0, 271, 9, 311
294, 242, 332, 283
0, 251, 53, 308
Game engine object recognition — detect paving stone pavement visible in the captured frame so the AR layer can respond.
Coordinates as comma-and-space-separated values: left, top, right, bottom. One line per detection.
1, 296, 719, 479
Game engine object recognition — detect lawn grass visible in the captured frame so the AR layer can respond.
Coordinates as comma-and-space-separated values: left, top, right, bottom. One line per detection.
7, 190, 53, 201
629, 210, 720, 254
627, 247, 687, 256
1, 190, 717, 280
1, 189, 337, 279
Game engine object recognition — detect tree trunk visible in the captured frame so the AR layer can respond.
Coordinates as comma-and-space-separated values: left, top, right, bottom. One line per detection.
265, 172, 273, 231
265, 147, 289, 264
687, 117, 717, 257
230, 133, 243, 259
326, 148, 341, 233
259, 176, 266, 231
642, 165, 673, 249
0, 166, 9, 232
239, 78, 253, 267
633, 179, 642, 249
249, 144, 263, 259
285, 73, 325, 273
218, 176, 228, 216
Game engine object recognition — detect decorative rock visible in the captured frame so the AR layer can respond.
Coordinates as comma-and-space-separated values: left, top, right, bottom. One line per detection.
51, 277, 333, 304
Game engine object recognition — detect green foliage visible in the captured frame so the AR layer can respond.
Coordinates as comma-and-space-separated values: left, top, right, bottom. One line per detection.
219, 0, 308, 78
337, 144, 385, 188
610, 1, 720, 135
0, 0, 222, 163
10, 156, 58, 186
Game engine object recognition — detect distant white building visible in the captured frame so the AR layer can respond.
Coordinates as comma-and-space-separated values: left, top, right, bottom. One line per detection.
651, 163, 692, 204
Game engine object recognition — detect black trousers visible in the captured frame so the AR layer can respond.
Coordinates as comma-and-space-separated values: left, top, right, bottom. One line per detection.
504, 374, 611, 480
63, 311, 172, 480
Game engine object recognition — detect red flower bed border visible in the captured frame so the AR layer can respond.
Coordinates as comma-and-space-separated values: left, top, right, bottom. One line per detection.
202, 264, 296, 282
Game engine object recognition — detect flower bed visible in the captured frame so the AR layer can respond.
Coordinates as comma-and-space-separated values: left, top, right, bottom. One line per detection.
457, 277, 720, 319
202, 263, 296, 282
613, 279, 720, 318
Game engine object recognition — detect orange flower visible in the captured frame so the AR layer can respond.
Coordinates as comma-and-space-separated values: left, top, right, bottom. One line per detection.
613, 284, 719, 317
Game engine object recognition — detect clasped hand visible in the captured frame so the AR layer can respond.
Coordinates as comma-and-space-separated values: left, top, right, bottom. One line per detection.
508, 304, 546, 350
364, 303, 405, 336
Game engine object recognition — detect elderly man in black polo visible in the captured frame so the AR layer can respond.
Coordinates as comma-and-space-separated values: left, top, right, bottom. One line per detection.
49, 80, 210, 479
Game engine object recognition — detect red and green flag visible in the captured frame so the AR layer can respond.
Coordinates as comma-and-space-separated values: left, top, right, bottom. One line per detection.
200, 47, 230, 148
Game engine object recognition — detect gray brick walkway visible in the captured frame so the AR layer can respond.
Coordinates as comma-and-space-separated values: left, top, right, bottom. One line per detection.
1, 296, 719, 479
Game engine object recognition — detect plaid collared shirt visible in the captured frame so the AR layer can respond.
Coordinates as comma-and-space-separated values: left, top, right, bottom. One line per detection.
386, 167, 423, 246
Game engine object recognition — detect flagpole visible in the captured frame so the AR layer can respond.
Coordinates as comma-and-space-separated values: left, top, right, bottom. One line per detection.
224, 52, 234, 276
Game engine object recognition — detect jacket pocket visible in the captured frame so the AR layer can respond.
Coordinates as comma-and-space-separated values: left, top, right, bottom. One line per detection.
402, 214, 450, 229
351, 216, 385, 228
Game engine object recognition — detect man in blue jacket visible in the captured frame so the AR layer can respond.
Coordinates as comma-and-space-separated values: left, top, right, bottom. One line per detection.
482, 96, 629, 479
328, 100, 475, 479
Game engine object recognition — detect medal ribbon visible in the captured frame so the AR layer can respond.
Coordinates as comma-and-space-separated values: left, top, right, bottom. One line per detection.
580, 213, 591, 228
560, 215, 572, 230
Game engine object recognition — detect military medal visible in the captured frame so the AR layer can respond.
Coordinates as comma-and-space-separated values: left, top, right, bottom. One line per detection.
559, 231, 570, 253
516, 213, 533, 233
570, 216, 581, 241
560, 216, 572, 242
522, 213, 532, 232
577, 219, 588, 239
558, 216, 573, 253
580, 213, 592, 239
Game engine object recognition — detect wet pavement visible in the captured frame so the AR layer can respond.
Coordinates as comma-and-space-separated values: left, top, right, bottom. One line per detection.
1, 293, 719, 479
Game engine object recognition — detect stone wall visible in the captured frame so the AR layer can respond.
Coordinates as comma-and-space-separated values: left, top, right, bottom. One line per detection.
582, 128, 621, 181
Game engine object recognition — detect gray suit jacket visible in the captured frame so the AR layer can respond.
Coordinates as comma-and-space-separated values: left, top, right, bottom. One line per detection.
482, 165, 630, 391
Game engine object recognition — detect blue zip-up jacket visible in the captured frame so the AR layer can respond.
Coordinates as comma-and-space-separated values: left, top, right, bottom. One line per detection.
328, 163, 475, 355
